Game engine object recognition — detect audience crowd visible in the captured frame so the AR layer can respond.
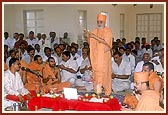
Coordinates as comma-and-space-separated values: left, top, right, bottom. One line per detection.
4, 31, 165, 111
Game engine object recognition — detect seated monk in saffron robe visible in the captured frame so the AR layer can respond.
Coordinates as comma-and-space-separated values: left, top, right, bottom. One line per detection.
149, 71, 163, 94
122, 72, 163, 111
134, 72, 163, 111
123, 62, 163, 109
42, 57, 71, 93
24, 55, 45, 93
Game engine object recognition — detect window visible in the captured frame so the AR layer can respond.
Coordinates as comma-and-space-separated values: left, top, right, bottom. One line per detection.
120, 14, 125, 39
136, 13, 162, 42
78, 10, 87, 31
23, 10, 44, 36
77, 10, 87, 48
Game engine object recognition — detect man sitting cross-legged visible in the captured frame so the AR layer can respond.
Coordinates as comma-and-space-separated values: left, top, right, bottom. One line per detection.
4, 58, 32, 102
24, 55, 45, 93
42, 57, 71, 93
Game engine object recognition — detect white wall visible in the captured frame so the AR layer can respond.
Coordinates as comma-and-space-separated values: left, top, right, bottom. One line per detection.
124, 4, 164, 43
4, 3, 164, 43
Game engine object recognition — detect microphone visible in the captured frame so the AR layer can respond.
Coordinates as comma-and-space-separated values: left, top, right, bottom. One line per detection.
21, 67, 42, 78
21, 67, 29, 71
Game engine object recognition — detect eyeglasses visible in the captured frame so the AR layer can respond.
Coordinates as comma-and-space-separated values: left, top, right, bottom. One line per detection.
97, 21, 103, 24
134, 81, 146, 85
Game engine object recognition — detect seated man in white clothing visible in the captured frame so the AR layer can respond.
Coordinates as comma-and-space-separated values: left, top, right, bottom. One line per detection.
34, 44, 43, 56
150, 50, 161, 66
77, 47, 93, 91
53, 46, 62, 65
154, 55, 164, 76
43, 47, 58, 64
80, 47, 92, 82
112, 51, 131, 92
134, 53, 156, 72
70, 46, 81, 60
6, 49, 16, 68
26, 31, 38, 48
22, 47, 35, 64
59, 51, 78, 87
70, 45, 83, 79
4, 58, 32, 103
122, 47, 135, 73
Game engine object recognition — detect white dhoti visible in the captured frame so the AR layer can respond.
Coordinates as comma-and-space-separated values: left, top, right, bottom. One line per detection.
112, 78, 130, 92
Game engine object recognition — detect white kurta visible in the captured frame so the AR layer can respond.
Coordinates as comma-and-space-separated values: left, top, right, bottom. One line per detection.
122, 53, 135, 73
51, 39, 59, 49
26, 38, 38, 48
35, 50, 44, 57
112, 59, 131, 92
38, 39, 51, 50
142, 48, 153, 58
80, 57, 92, 81
134, 60, 156, 72
43, 54, 58, 65
4, 70, 29, 96
6, 57, 11, 68
70, 53, 81, 60
155, 62, 164, 74
22, 55, 31, 64
60, 59, 78, 85
54, 53, 62, 65
4, 37, 15, 50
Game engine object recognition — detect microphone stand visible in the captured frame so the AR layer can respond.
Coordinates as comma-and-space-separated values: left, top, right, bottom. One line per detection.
22, 67, 43, 94
37, 74, 43, 95
31, 72, 43, 94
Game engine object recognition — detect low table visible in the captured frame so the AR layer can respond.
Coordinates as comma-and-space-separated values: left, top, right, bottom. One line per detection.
28, 95, 121, 111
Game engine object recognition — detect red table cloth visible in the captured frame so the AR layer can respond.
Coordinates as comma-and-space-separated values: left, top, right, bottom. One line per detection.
28, 96, 121, 111
5, 90, 37, 101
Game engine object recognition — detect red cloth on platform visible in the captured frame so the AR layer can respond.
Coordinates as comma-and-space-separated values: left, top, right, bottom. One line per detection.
106, 98, 122, 111
5, 90, 37, 102
6, 95, 28, 102
75, 101, 112, 111
29, 90, 37, 97
28, 97, 42, 111
28, 96, 121, 111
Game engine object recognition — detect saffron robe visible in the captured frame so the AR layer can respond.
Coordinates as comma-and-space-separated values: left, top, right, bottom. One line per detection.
42, 64, 71, 93
135, 90, 163, 111
89, 27, 112, 95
